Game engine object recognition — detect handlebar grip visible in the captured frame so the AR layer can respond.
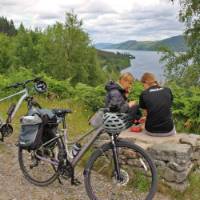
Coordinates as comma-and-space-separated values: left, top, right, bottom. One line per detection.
5, 82, 22, 89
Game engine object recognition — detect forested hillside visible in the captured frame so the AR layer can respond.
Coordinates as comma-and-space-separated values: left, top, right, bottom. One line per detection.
0, 13, 130, 87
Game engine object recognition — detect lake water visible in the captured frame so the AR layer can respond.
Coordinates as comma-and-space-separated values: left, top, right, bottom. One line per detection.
103, 49, 165, 82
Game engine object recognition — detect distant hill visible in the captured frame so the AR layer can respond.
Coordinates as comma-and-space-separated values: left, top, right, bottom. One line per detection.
156, 35, 187, 52
95, 35, 187, 52
94, 43, 114, 49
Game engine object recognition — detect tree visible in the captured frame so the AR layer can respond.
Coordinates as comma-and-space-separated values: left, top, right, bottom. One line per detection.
0, 17, 17, 36
160, 1, 200, 86
38, 12, 104, 85
0, 33, 12, 72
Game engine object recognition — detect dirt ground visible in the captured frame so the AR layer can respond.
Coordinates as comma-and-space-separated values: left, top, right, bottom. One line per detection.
0, 137, 172, 200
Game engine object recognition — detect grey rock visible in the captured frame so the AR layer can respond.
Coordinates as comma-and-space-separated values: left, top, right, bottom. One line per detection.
180, 134, 200, 148
158, 163, 194, 183
148, 143, 192, 164
163, 179, 189, 192
168, 161, 192, 172
154, 160, 166, 167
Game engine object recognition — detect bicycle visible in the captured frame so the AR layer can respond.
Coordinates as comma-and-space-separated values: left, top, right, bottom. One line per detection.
18, 108, 157, 200
0, 77, 47, 142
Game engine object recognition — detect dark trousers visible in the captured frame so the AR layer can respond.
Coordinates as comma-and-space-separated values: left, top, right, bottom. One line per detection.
127, 105, 142, 121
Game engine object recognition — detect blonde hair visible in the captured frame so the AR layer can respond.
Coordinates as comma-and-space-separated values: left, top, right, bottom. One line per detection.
141, 72, 159, 86
119, 72, 134, 82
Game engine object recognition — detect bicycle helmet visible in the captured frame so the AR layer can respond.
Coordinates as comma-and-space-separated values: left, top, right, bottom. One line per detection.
103, 112, 130, 134
34, 80, 47, 93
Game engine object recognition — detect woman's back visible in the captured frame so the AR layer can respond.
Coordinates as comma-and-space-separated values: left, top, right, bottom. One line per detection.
140, 85, 173, 133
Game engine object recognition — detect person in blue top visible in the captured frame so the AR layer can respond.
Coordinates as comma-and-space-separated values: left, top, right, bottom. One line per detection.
105, 72, 141, 121
139, 72, 176, 136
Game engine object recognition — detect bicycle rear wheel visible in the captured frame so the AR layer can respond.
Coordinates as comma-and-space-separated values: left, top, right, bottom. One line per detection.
18, 139, 61, 186
84, 140, 157, 200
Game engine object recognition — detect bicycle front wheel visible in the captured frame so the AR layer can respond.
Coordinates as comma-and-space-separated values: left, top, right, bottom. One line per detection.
18, 139, 61, 186
84, 140, 157, 200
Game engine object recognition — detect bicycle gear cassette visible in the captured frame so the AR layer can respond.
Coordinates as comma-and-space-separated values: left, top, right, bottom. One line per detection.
0, 123, 13, 137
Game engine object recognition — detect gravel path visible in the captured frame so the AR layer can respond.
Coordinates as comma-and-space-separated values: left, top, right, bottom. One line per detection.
0, 138, 172, 200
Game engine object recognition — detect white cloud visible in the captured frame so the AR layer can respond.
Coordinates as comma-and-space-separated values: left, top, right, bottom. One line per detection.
0, 0, 184, 42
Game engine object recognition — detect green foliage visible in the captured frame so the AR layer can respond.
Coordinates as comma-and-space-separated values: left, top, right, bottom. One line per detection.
97, 50, 130, 80
97, 50, 130, 71
170, 83, 200, 133
157, 1, 200, 133
74, 83, 106, 111
0, 33, 12, 72
128, 81, 143, 103
161, 1, 200, 87
42, 74, 74, 98
0, 12, 110, 86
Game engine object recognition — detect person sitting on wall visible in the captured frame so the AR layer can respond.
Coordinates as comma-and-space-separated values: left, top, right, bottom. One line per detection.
139, 72, 176, 137
105, 72, 141, 121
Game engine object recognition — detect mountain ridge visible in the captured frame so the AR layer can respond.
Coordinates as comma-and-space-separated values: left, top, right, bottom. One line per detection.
95, 35, 187, 52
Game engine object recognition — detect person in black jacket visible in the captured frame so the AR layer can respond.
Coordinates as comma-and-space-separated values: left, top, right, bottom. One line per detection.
139, 72, 176, 136
105, 72, 141, 121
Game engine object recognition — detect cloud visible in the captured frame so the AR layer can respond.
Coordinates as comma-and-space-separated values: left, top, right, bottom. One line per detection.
0, 0, 184, 42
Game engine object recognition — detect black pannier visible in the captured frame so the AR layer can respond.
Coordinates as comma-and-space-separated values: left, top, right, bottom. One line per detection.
42, 114, 58, 148
19, 115, 43, 150
19, 109, 58, 150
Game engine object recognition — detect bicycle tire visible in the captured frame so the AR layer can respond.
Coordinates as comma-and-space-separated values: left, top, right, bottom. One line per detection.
18, 138, 62, 186
84, 140, 157, 200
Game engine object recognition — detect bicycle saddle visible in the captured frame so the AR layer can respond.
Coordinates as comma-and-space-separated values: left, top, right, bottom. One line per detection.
52, 109, 72, 117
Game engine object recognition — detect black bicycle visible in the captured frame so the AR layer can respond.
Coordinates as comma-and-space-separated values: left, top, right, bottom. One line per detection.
18, 108, 157, 200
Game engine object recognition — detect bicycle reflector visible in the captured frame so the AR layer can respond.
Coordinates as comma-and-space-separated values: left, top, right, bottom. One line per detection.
34, 80, 47, 93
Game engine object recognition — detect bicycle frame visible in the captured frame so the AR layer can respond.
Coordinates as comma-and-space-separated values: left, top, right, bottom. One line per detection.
0, 88, 29, 123
37, 124, 105, 168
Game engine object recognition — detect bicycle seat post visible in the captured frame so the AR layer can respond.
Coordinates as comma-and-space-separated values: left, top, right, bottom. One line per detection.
62, 115, 66, 129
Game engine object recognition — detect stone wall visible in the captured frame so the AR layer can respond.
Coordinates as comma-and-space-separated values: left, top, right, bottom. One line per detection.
120, 132, 200, 191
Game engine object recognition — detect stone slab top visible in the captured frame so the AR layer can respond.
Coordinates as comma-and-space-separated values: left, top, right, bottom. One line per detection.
119, 130, 187, 145
149, 142, 192, 154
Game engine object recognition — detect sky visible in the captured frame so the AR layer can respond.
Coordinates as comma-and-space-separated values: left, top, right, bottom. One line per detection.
0, 0, 185, 43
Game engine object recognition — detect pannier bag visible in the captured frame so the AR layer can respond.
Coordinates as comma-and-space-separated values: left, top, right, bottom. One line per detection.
89, 109, 104, 128
19, 115, 43, 150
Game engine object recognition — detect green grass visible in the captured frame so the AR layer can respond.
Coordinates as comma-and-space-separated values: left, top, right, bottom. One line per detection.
0, 96, 92, 141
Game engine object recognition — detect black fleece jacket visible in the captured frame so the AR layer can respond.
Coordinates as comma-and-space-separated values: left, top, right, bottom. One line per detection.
105, 81, 129, 113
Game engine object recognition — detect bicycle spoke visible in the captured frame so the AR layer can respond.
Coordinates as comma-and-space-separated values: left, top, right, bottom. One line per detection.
18, 145, 59, 186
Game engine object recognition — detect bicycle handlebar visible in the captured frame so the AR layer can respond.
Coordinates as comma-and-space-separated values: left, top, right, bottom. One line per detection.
5, 77, 43, 89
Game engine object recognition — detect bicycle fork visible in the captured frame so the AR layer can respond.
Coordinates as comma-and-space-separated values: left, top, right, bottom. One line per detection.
111, 135, 122, 182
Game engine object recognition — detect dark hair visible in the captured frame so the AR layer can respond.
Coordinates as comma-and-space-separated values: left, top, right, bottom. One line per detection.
141, 72, 160, 87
